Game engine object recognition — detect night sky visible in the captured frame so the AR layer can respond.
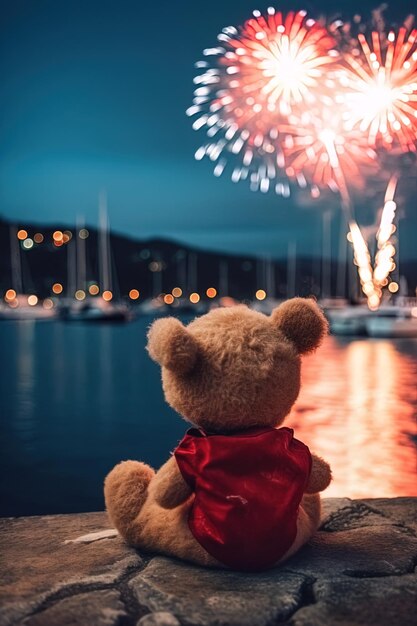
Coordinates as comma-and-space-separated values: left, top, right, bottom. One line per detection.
1, 0, 416, 259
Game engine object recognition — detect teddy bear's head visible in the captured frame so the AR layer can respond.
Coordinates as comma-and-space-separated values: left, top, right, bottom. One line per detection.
147, 298, 328, 433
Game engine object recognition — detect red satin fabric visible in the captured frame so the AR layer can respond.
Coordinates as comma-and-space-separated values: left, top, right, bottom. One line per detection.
174, 426, 311, 571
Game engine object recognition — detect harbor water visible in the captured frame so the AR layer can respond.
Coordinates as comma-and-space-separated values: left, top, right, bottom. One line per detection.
0, 316, 416, 517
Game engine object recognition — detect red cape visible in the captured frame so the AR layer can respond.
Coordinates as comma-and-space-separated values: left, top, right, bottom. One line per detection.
174, 426, 311, 571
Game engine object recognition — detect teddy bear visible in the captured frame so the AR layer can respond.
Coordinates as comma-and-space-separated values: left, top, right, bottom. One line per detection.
104, 297, 332, 571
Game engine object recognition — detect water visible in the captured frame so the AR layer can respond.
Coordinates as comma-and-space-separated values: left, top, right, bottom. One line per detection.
0, 318, 416, 517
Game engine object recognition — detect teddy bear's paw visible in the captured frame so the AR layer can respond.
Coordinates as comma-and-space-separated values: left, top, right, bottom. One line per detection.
104, 460, 155, 539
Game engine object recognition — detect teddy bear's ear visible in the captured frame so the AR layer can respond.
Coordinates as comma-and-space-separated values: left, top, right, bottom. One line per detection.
147, 317, 199, 374
270, 297, 328, 354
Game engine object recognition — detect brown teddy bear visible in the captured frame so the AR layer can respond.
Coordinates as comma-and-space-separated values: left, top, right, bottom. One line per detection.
104, 298, 332, 571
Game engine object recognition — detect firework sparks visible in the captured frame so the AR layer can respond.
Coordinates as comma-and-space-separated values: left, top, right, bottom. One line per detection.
340, 28, 417, 150
187, 9, 337, 190
373, 176, 398, 286
284, 110, 376, 194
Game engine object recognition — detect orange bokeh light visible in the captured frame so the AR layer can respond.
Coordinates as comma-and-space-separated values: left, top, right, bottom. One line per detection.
129, 289, 140, 300
206, 287, 217, 298
164, 294, 174, 304
52, 283, 63, 294
17, 229, 27, 240
189, 292, 200, 304
5, 289, 17, 301
102, 290, 113, 301
89, 284, 100, 296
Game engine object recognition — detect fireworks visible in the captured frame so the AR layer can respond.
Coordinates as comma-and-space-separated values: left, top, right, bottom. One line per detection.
340, 29, 417, 150
188, 7, 417, 308
187, 9, 337, 195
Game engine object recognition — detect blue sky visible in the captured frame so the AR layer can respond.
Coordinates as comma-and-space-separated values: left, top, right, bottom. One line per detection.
1, 0, 416, 259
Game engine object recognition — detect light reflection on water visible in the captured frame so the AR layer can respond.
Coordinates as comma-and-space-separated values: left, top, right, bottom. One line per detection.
0, 319, 416, 516
288, 336, 417, 498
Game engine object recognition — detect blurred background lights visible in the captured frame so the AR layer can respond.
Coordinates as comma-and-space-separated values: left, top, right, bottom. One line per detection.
388, 281, 399, 293
17, 229, 27, 240
79, 228, 89, 239
33, 233, 44, 244
190, 292, 200, 303
53, 230, 63, 242
22, 238, 33, 249
149, 261, 163, 272
206, 287, 217, 298
89, 284, 100, 296
129, 289, 140, 300
75, 290, 86, 301
27, 295, 38, 306
5, 289, 16, 301
172, 287, 182, 298
43, 299, 54, 310
256, 289, 267, 300
52, 283, 63, 295
102, 290, 113, 301
164, 294, 174, 304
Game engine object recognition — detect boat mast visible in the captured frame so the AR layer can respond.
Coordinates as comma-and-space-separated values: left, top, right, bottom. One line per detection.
99, 191, 112, 294
76, 215, 87, 294
67, 237, 77, 298
9, 226, 23, 294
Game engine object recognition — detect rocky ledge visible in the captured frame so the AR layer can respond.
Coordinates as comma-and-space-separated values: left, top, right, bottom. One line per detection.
0, 498, 416, 626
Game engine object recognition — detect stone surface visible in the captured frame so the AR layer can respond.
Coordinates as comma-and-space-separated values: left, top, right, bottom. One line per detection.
0, 498, 416, 626
290, 574, 417, 626
361, 497, 417, 535
137, 612, 181, 626
129, 557, 307, 626
21, 590, 127, 626
283, 525, 417, 578
0, 512, 141, 626
319, 497, 352, 526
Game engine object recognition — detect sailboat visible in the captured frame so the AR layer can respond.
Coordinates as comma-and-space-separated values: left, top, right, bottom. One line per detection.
0, 226, 56, 320
62, 196, 130, 322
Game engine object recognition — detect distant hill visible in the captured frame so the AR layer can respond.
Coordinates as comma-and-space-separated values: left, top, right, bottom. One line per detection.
0, 217, 415, 301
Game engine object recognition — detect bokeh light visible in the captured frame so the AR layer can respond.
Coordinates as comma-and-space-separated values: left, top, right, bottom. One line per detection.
52, 283, 63, 294
129, 289, 140, 300
5, 289, 16, 301
102, 290, 113, 301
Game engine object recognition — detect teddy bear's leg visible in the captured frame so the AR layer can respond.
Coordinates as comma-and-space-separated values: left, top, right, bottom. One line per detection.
132, 497, 222, 568
104, 460, 155, 540
279, 493, 321, 563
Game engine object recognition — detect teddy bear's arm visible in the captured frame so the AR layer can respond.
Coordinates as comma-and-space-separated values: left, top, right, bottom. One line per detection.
305, 453, 332, 493
149, 456, 192, 509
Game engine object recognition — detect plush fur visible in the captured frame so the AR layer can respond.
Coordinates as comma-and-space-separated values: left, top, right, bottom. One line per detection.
104, 298, 332, 568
